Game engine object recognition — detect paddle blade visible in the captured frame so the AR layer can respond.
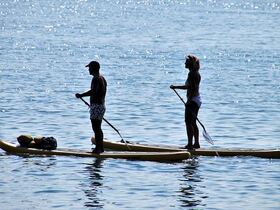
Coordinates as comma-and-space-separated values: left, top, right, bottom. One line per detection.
203, 130, 214, 145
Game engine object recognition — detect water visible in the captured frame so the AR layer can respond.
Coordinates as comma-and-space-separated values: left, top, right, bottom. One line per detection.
1, 0, 280, 209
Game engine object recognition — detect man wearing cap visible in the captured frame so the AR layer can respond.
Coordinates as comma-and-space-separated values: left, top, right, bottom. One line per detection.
75, 61, 107, 153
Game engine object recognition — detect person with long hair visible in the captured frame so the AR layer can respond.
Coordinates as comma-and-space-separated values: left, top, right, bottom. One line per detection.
170, 55, 201, 149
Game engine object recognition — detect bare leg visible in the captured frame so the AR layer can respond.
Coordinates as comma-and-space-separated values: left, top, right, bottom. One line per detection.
91, 119, 104, 153
185, 102, 200, 149
193, 122, 200, 148
186, 124, 194, 149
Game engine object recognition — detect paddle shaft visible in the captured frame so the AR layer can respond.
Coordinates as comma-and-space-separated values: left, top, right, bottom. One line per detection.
172, 89, 203, 125
79, 97, 130, 148
79, 97, 124, 139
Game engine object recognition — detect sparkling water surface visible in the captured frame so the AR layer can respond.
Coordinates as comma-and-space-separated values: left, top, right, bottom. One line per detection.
1, 0, 280, 209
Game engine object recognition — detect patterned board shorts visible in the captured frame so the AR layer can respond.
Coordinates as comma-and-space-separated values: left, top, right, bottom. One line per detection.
89, 104, 106, 120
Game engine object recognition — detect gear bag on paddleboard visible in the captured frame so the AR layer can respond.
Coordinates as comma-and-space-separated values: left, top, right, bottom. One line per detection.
34, 137, 57, 150
17, 135, 57, 150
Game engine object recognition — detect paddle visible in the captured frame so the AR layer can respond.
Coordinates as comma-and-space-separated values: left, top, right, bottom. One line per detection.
172, 89, 214, 145
78, 97, 130, 149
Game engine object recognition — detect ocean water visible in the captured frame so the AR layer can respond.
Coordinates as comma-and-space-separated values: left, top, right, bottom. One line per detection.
1, 0, 280, 209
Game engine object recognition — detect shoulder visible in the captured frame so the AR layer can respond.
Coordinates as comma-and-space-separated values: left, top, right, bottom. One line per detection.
99, 75, 107, 84
95, 75, 107, 87
100, 74, 106, 80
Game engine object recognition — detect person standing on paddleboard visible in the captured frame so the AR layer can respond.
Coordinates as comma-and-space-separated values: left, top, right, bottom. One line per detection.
170, 55, 201, 149
76, 61, 107, 154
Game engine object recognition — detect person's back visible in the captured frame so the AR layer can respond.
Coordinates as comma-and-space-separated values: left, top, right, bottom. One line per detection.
90, 75, 107, 105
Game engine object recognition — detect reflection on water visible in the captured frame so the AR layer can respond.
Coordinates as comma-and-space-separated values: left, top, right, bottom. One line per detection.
178, 158, 207, 208
24, 157, 57, 168
84, 159, 104, 209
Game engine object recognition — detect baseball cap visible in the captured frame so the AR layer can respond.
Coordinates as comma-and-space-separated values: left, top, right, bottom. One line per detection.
85, 61, 100, 69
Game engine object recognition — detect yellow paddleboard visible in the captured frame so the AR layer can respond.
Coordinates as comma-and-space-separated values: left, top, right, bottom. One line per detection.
92, 138, 280, 159
0, 140, 190, 162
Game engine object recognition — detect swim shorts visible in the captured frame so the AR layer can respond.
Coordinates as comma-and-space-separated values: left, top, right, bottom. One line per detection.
89, 104, 106, 120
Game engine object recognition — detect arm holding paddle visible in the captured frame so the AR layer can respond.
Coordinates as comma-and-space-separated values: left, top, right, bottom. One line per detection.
75, 77, 100, 99
170, 84, 189, 90
75, 90, 93, 99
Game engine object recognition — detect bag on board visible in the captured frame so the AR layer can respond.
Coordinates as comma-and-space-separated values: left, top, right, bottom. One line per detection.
17, 135, 57, 150
34, 136, 57, 150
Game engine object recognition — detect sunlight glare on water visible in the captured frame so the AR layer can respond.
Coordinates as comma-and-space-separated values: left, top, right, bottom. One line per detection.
1, 0, 280, 209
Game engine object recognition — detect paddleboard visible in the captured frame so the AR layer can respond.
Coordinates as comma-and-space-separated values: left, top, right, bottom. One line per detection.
92, 138, 280, 159
0, 140, 190, 162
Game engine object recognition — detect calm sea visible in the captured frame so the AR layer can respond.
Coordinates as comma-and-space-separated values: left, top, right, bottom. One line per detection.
1, 0, 279, 209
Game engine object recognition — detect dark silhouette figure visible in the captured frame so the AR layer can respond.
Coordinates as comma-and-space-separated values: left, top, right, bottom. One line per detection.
76, 61, 107, 154
170, 55, 201, 149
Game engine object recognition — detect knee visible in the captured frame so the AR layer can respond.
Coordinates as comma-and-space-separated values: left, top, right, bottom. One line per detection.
91, 124, 99, 133
185, 117, 194, 126
185, 122, 192, 129
93, 126, 101, 133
